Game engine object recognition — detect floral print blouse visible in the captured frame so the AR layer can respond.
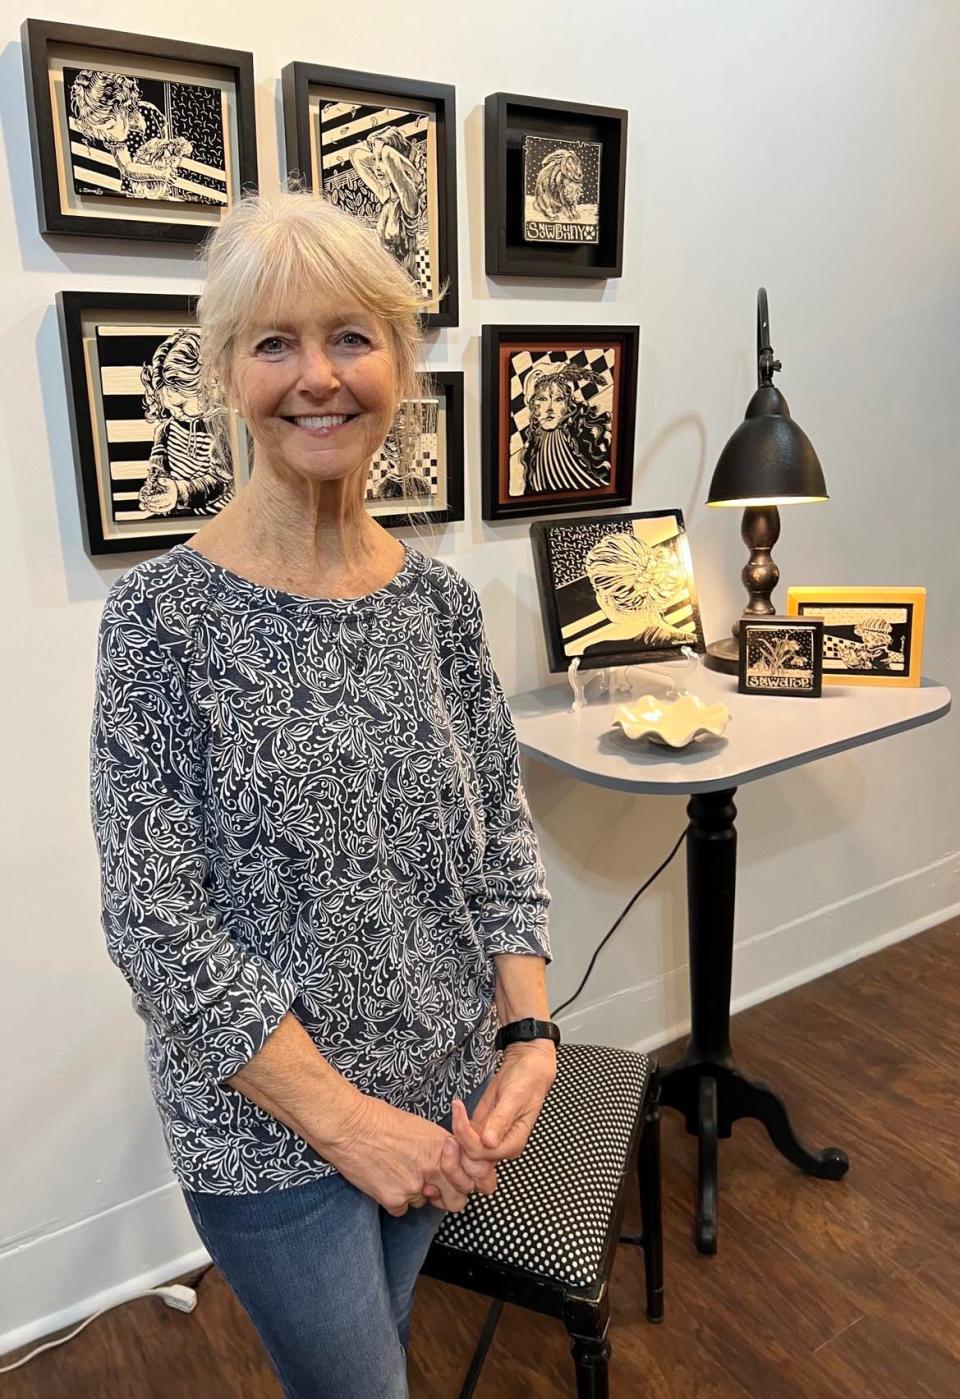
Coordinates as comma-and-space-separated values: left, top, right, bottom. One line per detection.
89, 542, 552, 1194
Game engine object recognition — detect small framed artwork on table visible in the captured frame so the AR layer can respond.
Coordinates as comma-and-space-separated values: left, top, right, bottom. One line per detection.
786, 587, 927, 687
530, 510, 705, 673
738, 616, 824, 697
21, 19, 256, 243
57, 291, 250, 556
281, 62, 458, 329
482, 324, 639, 521
364, 371, 464, 529
485, 92, 627, 278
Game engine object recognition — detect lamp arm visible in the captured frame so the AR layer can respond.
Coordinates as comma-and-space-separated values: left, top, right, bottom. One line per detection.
756, 287, 781, 388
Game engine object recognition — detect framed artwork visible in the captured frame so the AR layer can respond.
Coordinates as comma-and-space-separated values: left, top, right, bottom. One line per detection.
364, 371, 464, 528
21, 19, 257, 244
786, 587, 927, 688
530, 511, 705, 673
281, 63, 458, 329
522, 134, 601, 244
482, 324, 638, 521
485, 93, 627, 278
57, 291, 250, 556
738, 616, 824, 698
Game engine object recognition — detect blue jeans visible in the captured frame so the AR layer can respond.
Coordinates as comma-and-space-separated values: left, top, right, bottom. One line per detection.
181, 1073, 492, 1399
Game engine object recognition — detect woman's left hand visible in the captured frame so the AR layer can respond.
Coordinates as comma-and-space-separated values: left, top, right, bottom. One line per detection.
460, 1042, 557, 1162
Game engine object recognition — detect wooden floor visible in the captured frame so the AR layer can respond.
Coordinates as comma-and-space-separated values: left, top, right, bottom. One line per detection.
5, 918, 959, 1397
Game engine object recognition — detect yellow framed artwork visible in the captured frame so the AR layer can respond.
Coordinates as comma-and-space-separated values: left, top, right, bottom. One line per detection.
785, 587, 926, 687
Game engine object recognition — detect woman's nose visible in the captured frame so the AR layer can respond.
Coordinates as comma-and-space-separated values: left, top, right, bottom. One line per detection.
298, 346, 340, 396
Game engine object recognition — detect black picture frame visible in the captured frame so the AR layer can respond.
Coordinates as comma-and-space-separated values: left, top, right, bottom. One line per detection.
57, 289, 251, 556
485, 92, 627, 278
281, 62, 459, 330
530, 510, 705, 674
21, 19, 257, 244
737, 615, 824, 698
366, 371, 464, 529
481, 324, 638, 522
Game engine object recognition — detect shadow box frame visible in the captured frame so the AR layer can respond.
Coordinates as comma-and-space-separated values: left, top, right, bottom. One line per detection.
22, 18, 258, 245
484, 91, 627, 279
481, 323, 639, 522
786, 586, 927, 688
57, 289, 252, 557
368, 371, 465, 530
530, 509, 705, 674
281, 62, 459, 330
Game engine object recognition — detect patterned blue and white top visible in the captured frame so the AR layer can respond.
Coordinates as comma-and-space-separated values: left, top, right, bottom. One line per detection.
89, 542, 552, 1195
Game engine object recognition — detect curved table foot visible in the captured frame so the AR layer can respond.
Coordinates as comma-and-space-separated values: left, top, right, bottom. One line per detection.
723, 1069, 850, 1180
696, 1075, 718, 1254
660, 1059, 850, 1251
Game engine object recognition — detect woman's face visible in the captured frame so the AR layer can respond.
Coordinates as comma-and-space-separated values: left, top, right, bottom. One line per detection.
231, 301, 397, 482
531, 379, 570, 431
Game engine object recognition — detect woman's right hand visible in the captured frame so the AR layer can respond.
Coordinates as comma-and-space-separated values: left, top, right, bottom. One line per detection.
320, 1093, 497, 1217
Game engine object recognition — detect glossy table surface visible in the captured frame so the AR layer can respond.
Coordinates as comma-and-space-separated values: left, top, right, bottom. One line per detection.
508, 667, 952, 795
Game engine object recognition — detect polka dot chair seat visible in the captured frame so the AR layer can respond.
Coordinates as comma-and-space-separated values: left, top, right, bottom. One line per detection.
422, 1042, 663, 1399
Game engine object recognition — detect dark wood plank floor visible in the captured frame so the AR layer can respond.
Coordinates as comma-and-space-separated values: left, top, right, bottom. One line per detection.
4, 918, 958, 1397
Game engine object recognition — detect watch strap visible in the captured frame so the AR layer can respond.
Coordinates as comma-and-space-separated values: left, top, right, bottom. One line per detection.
494, 1017, 561, 1052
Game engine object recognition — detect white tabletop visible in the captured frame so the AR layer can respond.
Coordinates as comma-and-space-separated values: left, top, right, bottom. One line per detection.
508, 666, 952, 795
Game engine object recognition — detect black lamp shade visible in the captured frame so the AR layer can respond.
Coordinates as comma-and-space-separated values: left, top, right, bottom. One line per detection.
707, 384, 828, 507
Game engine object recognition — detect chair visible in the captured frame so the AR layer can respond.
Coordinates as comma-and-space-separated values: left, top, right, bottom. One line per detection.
421, 1042, 663, 1399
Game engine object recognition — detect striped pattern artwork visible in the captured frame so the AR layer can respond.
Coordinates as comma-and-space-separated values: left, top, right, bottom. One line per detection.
64, 67, 227, 205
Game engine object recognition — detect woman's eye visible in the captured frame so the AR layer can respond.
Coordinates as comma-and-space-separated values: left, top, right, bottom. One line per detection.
255, 337, 285, 356
339, 331, 371, 348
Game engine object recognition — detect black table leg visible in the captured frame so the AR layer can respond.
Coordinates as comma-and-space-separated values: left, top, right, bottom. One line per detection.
659, 788, 849, 1255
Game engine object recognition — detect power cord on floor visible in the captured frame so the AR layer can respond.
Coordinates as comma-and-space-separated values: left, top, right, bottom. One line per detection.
550, 824, 689, 1020
0, 1275, 211, 1375
3, 831, 687, 1375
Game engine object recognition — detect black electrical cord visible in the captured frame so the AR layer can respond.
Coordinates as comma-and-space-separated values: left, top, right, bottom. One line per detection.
549, 824, 689, 1021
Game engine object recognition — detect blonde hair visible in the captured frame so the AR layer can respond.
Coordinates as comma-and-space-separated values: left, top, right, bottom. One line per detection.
195, 184, 436, 529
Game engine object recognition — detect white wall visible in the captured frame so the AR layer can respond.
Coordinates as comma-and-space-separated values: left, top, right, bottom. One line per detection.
2, 0, 958, 1355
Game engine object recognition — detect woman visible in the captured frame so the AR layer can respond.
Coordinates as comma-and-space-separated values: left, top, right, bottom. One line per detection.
520, 362, 612, 495
89, 189, 556, 1398
138, 328, 233, 518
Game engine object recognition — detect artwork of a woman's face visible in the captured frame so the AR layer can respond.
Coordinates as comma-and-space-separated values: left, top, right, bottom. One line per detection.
531, 378, 570, 431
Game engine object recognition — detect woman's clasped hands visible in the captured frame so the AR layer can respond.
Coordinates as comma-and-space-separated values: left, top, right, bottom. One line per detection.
325, 1042, 557, 1218
421, 1042, 558, 1210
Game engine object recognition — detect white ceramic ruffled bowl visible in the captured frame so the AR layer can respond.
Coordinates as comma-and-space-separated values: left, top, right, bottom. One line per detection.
612, 693, 731, 749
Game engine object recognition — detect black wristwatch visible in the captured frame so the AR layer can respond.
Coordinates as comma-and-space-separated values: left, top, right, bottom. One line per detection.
495, 1017, 561, 1052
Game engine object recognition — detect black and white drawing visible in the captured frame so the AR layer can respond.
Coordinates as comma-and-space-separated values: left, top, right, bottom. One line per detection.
739, 618, 823, 697
96, 324, 233, 524
319, 98, 434, 298
522, 133, 600, 244
64, 67, 227, 204
531, 512, 705, 671
799, 604, 910, 677
508, 347, 615, 497
366, 398, 438, 504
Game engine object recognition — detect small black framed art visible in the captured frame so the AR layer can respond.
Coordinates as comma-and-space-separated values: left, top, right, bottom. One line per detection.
21, 19, 257, 244
484, 92, 627, 278
530, 510, 705, 673
365, 371, 464, 529
281, 62, 459, 329
482, 324, 639, 521
57, 290, 250, 556
737, 615, 824, 697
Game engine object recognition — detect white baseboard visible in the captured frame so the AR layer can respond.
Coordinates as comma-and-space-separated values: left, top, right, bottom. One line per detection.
2, 851, 957, 1362
558, 850, 960, 1054
0, 1183, 210, 1361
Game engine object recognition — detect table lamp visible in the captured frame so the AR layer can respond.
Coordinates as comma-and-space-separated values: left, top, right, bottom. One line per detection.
703, 288, 829, 673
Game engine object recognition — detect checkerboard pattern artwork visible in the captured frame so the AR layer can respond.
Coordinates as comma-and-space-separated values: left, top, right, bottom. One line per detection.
365, 398, 440, 503
507, 346, 617, 462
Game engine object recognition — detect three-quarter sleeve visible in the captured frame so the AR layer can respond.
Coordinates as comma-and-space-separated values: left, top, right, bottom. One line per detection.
90, 578, 299, 1083
457, 584, 552, 965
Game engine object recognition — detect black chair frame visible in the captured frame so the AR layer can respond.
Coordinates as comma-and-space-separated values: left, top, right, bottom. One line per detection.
422, 1060, 663, 1399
